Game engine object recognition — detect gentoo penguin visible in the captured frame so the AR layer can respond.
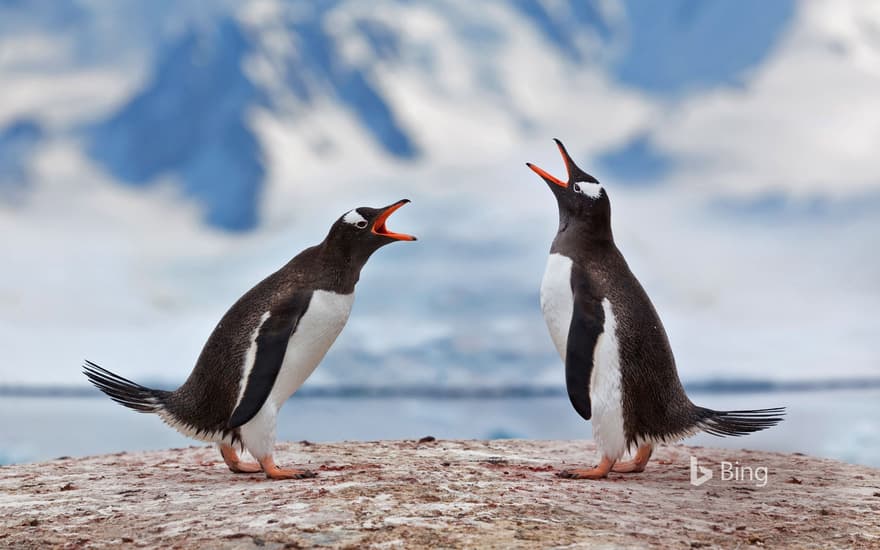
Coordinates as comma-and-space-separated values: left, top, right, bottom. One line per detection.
84, 200, 416, 480
527, 141, 784, 479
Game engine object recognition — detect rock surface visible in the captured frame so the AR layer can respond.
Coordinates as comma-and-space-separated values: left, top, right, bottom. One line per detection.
1, 440, 879, 549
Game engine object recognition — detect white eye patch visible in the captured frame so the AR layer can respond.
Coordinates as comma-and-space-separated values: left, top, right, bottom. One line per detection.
343, 209, 368, 226
572, 181, 603, 199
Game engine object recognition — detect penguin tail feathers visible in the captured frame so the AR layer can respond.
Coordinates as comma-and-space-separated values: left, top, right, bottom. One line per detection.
695, 406, 785, 437
83, 360, 170, 414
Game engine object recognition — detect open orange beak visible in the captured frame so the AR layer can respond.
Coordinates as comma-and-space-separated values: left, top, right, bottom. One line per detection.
526, 139, 574, 188
372, 199, 417, 241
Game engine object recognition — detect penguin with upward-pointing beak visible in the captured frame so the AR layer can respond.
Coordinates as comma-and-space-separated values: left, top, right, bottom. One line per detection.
84, 200, 416, 479
527, 141, 784, 479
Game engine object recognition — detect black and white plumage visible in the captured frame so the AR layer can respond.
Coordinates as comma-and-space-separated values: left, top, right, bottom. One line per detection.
527, 141, 783, 479
84, 200, 416, 479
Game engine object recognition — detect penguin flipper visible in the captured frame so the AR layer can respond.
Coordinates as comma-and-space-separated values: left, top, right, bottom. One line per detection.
565, 267, 605, 421
227, 292, 313, 429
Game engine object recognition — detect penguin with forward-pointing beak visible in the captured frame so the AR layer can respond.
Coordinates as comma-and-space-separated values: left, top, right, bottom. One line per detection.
527, 141, 784, 479
85, 200, 416, 479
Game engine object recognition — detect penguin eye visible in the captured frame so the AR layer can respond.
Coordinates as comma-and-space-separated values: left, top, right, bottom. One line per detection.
573, 183, 582, 193
355, 220, 368, 229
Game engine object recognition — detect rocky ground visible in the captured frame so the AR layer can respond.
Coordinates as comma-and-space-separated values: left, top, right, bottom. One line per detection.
1, 439, 879, 549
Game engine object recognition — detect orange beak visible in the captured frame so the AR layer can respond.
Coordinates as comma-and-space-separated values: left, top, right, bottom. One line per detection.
526, 139, 573, 188
372, 199, 417, 241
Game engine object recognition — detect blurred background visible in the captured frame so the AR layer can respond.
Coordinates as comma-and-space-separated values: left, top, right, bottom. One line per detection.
1, 0, 878, 467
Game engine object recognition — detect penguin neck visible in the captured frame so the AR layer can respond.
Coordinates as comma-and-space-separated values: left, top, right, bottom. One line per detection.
551, 212, 614, 256
284, 240, 367, 295
322, 238, 373, 292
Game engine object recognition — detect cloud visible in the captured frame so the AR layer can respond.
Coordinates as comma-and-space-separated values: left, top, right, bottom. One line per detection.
654, 0, 880, 196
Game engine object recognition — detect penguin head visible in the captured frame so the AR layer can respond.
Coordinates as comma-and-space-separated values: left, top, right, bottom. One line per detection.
326, 199, 417, 262
526, 139, 611, 235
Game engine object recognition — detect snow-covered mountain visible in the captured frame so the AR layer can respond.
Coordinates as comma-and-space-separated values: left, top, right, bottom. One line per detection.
1, 0, 878, 388
2, 0, 797, 230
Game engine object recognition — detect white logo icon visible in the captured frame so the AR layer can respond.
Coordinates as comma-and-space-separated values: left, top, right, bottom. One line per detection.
690, 456, 713, 486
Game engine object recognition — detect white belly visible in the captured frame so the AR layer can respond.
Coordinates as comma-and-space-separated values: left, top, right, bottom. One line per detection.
239, 289, 353, 458
540, 253, 626, 460
267, 289, 354, 409
540, 253, 575, 361
590, 299, 626, 460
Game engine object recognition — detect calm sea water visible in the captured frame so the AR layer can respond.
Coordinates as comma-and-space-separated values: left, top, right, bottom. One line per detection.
1, 389, 878, 467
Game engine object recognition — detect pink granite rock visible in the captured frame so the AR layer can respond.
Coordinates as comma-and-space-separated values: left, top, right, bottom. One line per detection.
1, 440, 878, 548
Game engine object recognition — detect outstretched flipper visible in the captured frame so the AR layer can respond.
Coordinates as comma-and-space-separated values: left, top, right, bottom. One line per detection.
564, 267, 605, 421
227, 292, 313, 429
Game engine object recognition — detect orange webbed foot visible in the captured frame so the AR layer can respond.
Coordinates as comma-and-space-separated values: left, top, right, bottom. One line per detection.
219, 444, 262, 474
229, 462, 263, 474
610, 461, 644, 473
557, 456, 615, 480
265, 468, 318, 480
258, 456, 318, 480
611, 444, 654, 474
557, 467, 610, 480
